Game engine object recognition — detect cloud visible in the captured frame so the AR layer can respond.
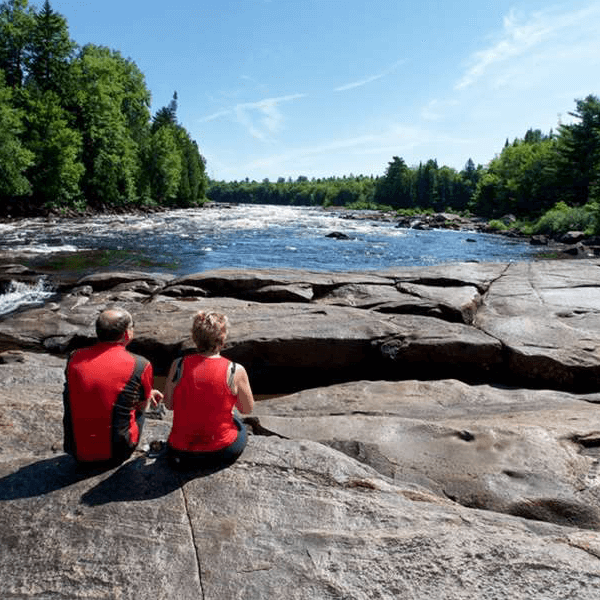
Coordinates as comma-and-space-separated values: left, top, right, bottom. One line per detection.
335, 60, 405, 92
199, 93, 307, 140
239, 124, 470, 174
200, 109, 232, 122
420, 99, 459, 122
335, 72, 388, 92
455, 3, 600, 91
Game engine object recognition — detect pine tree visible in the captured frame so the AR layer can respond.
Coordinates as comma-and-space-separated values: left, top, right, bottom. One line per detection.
26, 0, 76, 95
0, 0, 35, 88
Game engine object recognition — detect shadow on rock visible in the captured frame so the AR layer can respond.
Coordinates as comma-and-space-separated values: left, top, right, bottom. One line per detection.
0, 455, 112, 500
80, 455, 233, 506
507, 498, 600, 531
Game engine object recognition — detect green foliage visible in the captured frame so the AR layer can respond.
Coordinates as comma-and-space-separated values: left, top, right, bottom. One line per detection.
375, 156, 413, 208
143, 92, 207, 206
470, 136, 559, 218
370, 157, 478, 212
532, 202, 596, 236
144, 125, 182, 203
345, 201, 393, 211
555, 95, 600, 206
0, 2, 207, 214
26, 0, 75, 94
0, 70, 34, 199
208, 175, 378, 208
21, 88, 83, 207
70, 44, 150, 206
0, 0, 35, 88
395, 207, 434, 217
486, 219, 510, 231
469, 97, 600, 226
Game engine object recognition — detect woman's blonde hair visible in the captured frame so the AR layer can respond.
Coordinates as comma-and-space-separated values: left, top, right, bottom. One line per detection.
191, 311, 229, 353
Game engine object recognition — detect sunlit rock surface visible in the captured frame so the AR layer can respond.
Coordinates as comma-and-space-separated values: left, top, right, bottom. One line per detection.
2, 260, 600, 391
2, 261, 600, 597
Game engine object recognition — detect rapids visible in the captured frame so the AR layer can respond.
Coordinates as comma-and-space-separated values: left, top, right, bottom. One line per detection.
0, 204, 538, 276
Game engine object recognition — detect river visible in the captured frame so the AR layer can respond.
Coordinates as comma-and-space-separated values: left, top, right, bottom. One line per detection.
0, 204, 539, 315
0, 203, 539, 273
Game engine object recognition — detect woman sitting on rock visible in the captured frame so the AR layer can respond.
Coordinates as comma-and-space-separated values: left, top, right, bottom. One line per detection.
163, 311, 254, 471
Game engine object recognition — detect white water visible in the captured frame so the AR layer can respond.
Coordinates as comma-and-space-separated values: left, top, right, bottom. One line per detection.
0, 279, 55, 316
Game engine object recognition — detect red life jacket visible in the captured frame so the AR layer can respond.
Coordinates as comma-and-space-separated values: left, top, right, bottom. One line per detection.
167, 355, 238, 453
63, 343, 152, 462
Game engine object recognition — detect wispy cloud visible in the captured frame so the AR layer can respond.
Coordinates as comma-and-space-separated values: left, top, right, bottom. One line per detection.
335, 60, 405, 92
455, 4, 600, 91
420, 99, 459, 122
240, 124, 470, 174
200, 93, 306, 140
200, 109, 232, 122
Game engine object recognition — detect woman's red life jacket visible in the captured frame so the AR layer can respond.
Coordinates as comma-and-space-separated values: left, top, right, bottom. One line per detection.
167, 355, 238, 453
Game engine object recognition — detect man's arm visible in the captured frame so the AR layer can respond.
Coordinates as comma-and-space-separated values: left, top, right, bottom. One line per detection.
138, 361, 163, 409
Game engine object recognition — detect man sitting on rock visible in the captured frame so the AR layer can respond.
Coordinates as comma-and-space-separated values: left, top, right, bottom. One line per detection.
63, 308, 163, 467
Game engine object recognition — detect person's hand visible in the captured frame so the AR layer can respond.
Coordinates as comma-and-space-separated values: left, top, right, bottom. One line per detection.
149, 389, 164, 408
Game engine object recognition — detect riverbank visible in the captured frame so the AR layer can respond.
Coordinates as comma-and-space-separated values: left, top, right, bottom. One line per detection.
327, 206, 600, 260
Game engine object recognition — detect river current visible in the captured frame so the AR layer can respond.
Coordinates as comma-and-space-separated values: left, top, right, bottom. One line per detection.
0, 204, 539, 273
0, 204, 539, 315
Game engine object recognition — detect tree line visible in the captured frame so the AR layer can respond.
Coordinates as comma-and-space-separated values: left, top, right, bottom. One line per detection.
207, 161, 478, 213
209, 93, 600, 235
0, 0, 207, 216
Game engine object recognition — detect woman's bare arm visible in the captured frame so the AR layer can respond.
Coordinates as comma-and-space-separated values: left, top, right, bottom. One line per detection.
232, 363, 254, 414
163, 360, 180, 410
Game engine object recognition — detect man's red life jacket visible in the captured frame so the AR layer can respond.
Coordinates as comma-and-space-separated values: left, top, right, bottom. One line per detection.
63, 343, 152, 462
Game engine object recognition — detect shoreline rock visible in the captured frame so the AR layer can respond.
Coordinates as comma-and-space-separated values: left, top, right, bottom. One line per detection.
3, 261, 600, 392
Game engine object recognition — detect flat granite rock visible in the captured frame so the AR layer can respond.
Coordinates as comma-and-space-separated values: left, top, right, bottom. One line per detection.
1, 353, 600, 598
3, 260, 600, 390
254, 379, 600, 530
3, 262, 600, 596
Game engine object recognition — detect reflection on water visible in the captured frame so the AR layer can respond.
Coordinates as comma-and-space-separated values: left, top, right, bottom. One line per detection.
0, 204, 539, 275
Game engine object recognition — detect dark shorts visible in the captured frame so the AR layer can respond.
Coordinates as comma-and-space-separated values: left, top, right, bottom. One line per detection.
167, 415, 247, 472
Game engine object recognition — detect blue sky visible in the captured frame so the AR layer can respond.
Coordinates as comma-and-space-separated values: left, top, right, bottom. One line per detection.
51, 0, 600, 181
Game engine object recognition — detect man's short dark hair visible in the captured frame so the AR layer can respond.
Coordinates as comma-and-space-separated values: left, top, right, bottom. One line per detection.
96, 309, 133, 342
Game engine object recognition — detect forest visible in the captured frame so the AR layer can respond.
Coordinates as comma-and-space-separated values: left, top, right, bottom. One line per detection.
208, 97, 600, 236
1, 1, 600, 237
0, 0, 207, 215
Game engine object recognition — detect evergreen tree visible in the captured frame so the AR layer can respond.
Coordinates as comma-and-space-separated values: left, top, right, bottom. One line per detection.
143, 125, 181, 204
147, 92, 207, 205
175, 132, 206, 205
375, 156, 413, 208
26, 0, 75, 95
556, 95, 600, 205
152, 91, 178, 132
0, 0, 35, 88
